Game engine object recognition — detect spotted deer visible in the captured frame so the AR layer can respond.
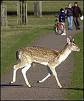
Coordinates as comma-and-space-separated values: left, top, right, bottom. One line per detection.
10, 37, 80, 88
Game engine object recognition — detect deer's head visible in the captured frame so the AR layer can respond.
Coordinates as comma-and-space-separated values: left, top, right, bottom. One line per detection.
67, 37, 80, 52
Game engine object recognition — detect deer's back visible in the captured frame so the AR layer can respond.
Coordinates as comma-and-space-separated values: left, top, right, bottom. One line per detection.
18, 46, 59, 63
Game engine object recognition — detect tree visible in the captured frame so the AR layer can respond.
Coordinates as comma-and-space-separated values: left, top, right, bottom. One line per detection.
34, 1, 42, 17
17, 0, 28, 25
1, 1, 7, 26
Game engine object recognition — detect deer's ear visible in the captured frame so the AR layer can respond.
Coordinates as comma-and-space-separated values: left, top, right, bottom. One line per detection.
72, 38, 74, 42
67, 37, 71, 44
69, 36, 74, 42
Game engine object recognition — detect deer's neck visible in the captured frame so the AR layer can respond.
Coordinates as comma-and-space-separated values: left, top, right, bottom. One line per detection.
58, 45, 72, 63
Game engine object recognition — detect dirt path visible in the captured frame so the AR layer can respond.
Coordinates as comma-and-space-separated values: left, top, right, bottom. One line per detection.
1, 24, 83, 100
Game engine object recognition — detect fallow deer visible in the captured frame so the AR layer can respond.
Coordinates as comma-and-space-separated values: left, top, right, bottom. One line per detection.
10, 37, 80, 88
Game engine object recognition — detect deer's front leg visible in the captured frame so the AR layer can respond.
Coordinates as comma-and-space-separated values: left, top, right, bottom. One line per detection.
37, 73, 51, 83
50, 67, 62, 88
37, 67, 52, 83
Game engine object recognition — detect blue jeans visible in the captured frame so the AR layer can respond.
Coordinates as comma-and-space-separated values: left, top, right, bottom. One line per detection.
67, 16, 73, 31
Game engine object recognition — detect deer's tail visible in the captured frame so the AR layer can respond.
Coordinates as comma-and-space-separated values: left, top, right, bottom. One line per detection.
16, 50, 20, 60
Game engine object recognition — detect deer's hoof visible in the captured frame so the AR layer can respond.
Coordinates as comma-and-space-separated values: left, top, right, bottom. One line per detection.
9, 81, 13, 85
27, 84, 32, 88
37, 81, 39, 83
28, 86, 32, 88
59, 85, 62, 88
9, 82, 11, 85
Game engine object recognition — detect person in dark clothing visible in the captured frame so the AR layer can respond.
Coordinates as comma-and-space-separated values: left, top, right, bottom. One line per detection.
59, 8, 66, 23
58, 8, 66, 35
73, 2, 82, 30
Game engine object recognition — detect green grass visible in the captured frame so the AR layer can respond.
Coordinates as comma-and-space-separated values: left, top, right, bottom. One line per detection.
66, 31, 83, 100
7, 15, 55, 26
4, 1, 83, 12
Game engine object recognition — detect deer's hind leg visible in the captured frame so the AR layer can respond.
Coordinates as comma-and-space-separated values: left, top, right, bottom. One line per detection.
10, 62, 27, 84
21, 63, 31, 87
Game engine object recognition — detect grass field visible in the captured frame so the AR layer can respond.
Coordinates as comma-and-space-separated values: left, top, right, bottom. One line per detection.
3, 1, 83, 12
66, 31, 83, 100
1, 1, 83, 100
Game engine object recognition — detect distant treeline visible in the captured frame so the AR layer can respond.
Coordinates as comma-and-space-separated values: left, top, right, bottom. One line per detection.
7, 11, 59, 16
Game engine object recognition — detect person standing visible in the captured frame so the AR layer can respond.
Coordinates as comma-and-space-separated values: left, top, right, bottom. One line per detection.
73, 2, 82, 30
66, 3, 73, 32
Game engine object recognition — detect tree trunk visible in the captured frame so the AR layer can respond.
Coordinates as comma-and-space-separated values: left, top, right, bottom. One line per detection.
17, 0, 28, 25
1, 1, 7, 26
34, 1, 42, 17
38, 1, 42, 17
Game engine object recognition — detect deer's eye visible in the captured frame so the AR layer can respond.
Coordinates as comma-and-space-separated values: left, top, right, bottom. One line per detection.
72, 43, 75, 45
